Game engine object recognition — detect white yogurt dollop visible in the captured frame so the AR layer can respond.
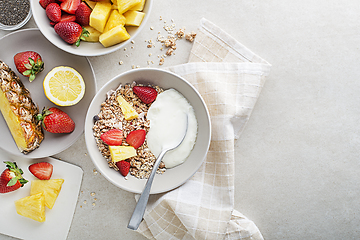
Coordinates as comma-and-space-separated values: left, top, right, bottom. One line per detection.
147, 89, 198, 168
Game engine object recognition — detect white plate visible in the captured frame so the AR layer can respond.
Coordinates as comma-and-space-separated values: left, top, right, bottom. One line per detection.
0, 28, 96, 159
0, 148, 83, 240
85, 68, 211, 194
30, 0, 153, 56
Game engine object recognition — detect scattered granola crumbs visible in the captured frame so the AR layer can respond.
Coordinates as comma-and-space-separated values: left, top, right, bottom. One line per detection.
92, 202, 96, 207
132, 65, 135, 69
119, 61, 123, 65
83, 200, 87, 204
131, 40, 135, 44
125, 54, 129, 57
159, 16, 162, 20
90, 192, 96, 197
166, 48, 174, 56
131, 46, 134, 49
124, 48, 127, 51
148, 53, 152, 57
136, 65, 140, 68
159, 58, 164, 65
150, 26, 154, 30
185, 31, 197, 42
124, 176, 128, 180
80, 205, 82, 208
94, 198, 97, 201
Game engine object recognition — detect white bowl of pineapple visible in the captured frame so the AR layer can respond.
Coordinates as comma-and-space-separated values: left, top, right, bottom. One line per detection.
31, 0, 152, 56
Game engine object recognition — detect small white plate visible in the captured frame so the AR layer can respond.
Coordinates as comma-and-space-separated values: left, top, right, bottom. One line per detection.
30, 0, 153, 56
0, 28, 96, 159
85, 68, 211, 194
0, 149, 83, 240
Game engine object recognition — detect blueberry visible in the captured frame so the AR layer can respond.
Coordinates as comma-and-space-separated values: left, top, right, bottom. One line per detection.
93, 115, 100, 123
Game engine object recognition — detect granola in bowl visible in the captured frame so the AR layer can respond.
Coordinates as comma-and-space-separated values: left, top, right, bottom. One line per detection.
92, 82, 165, 179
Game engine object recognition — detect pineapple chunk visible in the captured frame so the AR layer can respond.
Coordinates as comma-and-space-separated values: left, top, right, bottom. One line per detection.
30, 179, 64, 209
89, 1, 112, 32
83, 26, 101, 42
15, 193, 45, 222
130, 0, 145, 11
124, 10, 145, 27
117, 0, 141, 14
109, 146, 136, 162
116, 95, 138, 120
84, 0, 97, 9
99, 25, 130, 47
104, 10, 126, 33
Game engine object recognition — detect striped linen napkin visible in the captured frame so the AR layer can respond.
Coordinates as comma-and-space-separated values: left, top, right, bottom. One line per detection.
136, 18, 271, 239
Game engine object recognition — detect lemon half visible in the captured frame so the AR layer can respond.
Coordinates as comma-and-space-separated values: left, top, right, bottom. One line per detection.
43, 66, 85, 106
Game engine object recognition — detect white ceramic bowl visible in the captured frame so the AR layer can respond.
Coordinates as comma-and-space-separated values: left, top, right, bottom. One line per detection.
30, 0, 153, 56
85, 68, 211, 194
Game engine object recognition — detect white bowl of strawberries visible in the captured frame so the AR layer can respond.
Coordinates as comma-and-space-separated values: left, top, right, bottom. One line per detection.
31, 0, 153, 56
84, 68, 211, 194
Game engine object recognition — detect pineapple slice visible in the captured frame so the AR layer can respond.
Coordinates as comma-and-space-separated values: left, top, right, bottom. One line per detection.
103, 10, 126, 33
99, 25, 130, 47
0, 61, 44, 154
117, 0, 141, 14
109, 145, 136, 162
89, 1, 112, 32
15, 192, 45, 222
124, 10, 145, 27
83, 26, 101, 42
30, 179, 64, 209
130, 0, 145, 11
116, 95, 138, 120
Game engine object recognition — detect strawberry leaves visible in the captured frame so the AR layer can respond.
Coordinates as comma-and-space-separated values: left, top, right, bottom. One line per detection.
22, 57, 44, 82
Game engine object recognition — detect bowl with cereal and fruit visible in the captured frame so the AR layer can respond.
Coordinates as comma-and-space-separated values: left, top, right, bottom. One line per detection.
84, 68, 211, 194
31, 0, 152, 56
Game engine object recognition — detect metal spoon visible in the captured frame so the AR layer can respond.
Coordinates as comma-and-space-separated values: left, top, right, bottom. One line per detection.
127, 113, 188, 230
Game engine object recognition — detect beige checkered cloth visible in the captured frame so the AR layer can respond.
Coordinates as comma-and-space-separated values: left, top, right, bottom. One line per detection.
136, 18, 271, 239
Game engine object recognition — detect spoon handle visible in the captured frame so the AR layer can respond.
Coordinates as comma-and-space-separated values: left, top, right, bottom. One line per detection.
127, 149, 167, 230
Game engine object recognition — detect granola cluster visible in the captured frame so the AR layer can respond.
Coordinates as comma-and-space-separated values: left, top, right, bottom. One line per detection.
92, 83, 165, 179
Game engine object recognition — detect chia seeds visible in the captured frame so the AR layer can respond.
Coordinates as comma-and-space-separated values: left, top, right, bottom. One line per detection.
0, 0, 30, 26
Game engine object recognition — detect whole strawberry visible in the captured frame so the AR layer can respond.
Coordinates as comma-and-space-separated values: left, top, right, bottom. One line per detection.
133, 86, 158, 104
13, 51, 44, 82
54, 21, 89, 47
37, 107, 75, 133
75, 2, 92, 26
0, 161, 28, 194
46, 3, 61, 23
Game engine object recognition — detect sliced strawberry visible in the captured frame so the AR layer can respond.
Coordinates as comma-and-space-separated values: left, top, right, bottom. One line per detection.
60, 13, 77, 22
46, 3, 61, 23
126, 129, 146, 149
133, 86, 158, 104
0, 161, 28, 194
50, 14, 77, 26
29, 162, 53, 180
75, 2, 91, 26
116, 160, 130, 177
39, 0, 57, 9
100, 129, 123, 146
60, 0, 81, 14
